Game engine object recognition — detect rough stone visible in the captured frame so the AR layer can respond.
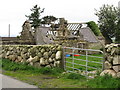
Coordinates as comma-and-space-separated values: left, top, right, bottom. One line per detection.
21, 53, 27, 59
8, 55, 16, 61
57, 45, 61, 51
16, 50, 21, 56
45, 65, 51, 68
43, 52, 49, 59
105, 44, 110, 49
9, 47, 13, 51
41, 48, 45, 54
104, 61, 112, 69
48, 51, 52, 56
30, 62, 34, 66
117, 72, 120, 78
107, 55, 113, 63
50, 63, 54, 68
106, 46, 112, 53
100, 69, 117, 77
114, 47, 120, 55
34, 63, 40, 67
22, 48, 28, 53
1, 53, 6, 58
44, 60, 49, 65
27, 56, 34, 62
56, 51, 62, 60
51, 54, 55, 59
32, 56, 39, 62
6, 51, 11, 56
37, 52, 42, 58
113, 65, 120, 72
21, 59, 26, 63
111, 47, 116, 55
52, 48, 57, 53
40, 58, 45, 65
17, 56, 22, 62
1, 45, 62, 68
113, 55, 120, 65
48, 58, 53, 63
54, 61, 60, 67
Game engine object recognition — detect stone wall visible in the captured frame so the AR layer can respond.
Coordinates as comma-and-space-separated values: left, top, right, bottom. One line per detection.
0, 45, 62, 68
100, 44, 120, 77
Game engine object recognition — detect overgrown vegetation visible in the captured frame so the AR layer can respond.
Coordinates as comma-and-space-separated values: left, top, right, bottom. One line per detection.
1, 58, 63, 75
87, 21, 101, 36
1, 58, 120, 88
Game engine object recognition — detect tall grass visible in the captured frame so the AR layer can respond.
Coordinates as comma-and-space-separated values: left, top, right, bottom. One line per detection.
1, 58, 63, 75
87, 74, 120, 88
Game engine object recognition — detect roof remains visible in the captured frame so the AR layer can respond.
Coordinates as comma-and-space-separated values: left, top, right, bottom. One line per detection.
80, 27, 98, 43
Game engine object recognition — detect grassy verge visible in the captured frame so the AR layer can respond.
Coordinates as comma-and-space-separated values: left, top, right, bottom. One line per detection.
1, 58, 120, 88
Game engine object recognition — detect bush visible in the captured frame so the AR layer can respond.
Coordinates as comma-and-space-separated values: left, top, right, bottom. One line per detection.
87, 21, 101, 36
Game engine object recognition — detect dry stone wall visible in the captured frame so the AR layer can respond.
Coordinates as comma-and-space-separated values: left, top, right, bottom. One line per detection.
0, 45, 62, 68
100, 44, 120, 77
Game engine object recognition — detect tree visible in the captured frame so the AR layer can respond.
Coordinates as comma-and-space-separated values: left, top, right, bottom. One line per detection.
95, 4, 120, 44
86, 21, 101, 36
41, 15, 57, 25
115, 8, 120, 43
25, 5, 44, 28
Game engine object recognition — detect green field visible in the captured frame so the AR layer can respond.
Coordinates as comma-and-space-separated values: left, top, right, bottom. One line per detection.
65, 54, 103, 71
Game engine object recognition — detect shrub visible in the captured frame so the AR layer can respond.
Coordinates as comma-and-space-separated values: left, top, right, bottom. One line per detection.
87, 21, 101, 36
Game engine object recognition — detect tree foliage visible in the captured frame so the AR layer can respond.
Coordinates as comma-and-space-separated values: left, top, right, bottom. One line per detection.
41, 15, 57, 25
25, 5, 44, 28
95, 4, 120, 44
87, 21, 101, 36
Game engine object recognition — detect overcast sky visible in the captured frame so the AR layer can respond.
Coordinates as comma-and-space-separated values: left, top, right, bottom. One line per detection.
0, 0, 120, 37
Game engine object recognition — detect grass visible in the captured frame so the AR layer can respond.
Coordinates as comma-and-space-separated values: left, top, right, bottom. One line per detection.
65, 54, 103, 71
1, 58, 120, 88
1, 58, 63, 75
87, 74, 120, 88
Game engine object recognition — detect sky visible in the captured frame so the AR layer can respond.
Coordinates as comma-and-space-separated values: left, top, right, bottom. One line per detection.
0, 0, 120, 37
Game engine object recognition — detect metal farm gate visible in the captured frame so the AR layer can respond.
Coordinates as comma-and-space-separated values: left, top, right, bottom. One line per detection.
62, 47, 104, 76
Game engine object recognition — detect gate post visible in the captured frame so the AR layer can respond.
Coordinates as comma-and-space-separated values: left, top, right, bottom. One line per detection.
61, 47, 65, 70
